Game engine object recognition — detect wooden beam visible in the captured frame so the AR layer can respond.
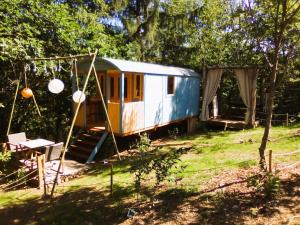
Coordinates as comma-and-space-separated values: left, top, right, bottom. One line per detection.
92, 65, 121, 160
206, 65, 260, 70
50, 50, 98, 197
24, 53, 97, 62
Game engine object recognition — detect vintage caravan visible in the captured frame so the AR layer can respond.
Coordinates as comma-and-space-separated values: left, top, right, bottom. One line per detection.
75, 58, 201, 136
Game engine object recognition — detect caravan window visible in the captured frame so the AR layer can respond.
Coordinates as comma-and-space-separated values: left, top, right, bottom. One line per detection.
124, 73, 132, 102
96, 72, 105, 97
167, 76, 175, 95
109, 73, 119, 102
110, 77, 115, 99
133, 74, 143, 101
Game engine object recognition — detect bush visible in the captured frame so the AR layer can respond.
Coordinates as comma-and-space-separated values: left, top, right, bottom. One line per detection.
0, 151, 12, 175
130, 133, 186, 198
168, 127, 179, 140
247, 172, 281, 199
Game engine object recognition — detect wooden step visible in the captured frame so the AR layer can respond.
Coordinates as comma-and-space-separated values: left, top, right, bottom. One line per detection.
69, 145, 93, 154
79, 133, 102, 141
88, 126, 105, 132
75, 139, 97, 148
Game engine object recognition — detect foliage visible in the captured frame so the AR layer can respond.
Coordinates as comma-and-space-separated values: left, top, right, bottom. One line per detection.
130, 133, 186, 192
247, 172, 281, 199
0, 0, 132, 141
0, 151, 12, 174
134, 133, 151, 153
168, 127, 179, 140
232, 0, 300, 168
0, 0, 299, 160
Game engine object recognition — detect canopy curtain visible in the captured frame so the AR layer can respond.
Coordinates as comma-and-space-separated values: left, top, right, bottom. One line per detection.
200, 69, 223, 121
234, 68, 258, 126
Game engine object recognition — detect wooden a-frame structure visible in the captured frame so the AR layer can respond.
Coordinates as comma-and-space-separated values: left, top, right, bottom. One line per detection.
5, 50, 121, 197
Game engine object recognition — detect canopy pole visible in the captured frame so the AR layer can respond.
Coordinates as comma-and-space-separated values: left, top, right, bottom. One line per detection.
32, 94, 42, 117
92, 65, 121, 160
6, 72, 22, 137
50, 50, 98, 197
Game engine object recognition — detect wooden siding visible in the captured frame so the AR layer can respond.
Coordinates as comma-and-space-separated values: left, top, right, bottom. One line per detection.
122, 102, 145, 133
175, 77, 200, 119
143, 74, 200, 130
144, 75, 163, 127
74, 103, 85, 127
108, 102, 120, 133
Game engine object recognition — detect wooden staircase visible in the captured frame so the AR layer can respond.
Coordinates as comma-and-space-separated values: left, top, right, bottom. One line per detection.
67, 130, 108, 163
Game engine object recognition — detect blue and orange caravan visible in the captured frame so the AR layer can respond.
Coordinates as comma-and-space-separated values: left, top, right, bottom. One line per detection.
75, 58, 201, 136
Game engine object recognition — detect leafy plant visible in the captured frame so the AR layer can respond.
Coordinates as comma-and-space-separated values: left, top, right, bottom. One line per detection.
249, 207, 259, 217
247, 172, 281, 199
263, 173, 281, 199
0, 151, 12, 175
168, 127, 179, 140
131, 133, 186, 199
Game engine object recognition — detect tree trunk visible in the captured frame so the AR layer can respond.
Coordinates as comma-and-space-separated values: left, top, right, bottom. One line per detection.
258, 53, 279, 170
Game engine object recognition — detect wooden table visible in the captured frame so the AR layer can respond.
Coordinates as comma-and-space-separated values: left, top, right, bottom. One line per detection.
20, 138, 55, 149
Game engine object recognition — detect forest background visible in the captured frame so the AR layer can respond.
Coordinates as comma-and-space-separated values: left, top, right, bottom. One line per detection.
0, 0, 299, 150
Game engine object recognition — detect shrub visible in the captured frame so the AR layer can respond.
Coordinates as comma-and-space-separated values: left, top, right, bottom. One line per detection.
130, 133, 186, 199
168, 127, 179, 140
0, 151, 12, 175
247, 172, 281, 199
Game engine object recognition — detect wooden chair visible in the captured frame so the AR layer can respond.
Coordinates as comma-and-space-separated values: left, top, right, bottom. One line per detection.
6, 132, 29, 152
44, 142, 63, 162
43, 142, 64, 175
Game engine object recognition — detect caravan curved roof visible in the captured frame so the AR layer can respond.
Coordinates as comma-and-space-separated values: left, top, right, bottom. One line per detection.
78, 57, 200, 77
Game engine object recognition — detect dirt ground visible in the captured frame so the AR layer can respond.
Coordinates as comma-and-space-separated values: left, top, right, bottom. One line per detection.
120, 166, 300, 225
0, 165, 299, 225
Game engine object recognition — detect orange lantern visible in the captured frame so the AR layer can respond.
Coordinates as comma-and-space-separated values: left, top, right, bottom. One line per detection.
21, 88, 33, 98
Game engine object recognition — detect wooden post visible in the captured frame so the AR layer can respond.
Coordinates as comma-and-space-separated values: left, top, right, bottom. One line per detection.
201, 61, 206, 121
37, 154, 45, 189
92, 65, 121, 160
268, 149, 272, 173
110, 163, 113, 197
41, 155, 47, 196
286, 113, 289, 126
1, 143, 7, 153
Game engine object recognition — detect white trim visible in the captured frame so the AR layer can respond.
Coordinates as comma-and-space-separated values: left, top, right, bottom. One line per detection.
102, 58, 199, 77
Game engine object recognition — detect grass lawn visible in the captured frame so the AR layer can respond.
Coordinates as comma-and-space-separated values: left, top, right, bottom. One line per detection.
0, 124, 299, 224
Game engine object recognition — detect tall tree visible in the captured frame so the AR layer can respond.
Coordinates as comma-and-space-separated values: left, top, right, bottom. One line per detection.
0, 0, 129, 141
110, 0, 160, 61
238, 0, 300, 168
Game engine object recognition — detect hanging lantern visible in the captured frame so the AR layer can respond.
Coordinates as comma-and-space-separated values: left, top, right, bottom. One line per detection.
55, 62, 61, 72
48, 78, 64, 94
21, 88, 33, 98
30, 62, 37, 73
72, 90, 86, 103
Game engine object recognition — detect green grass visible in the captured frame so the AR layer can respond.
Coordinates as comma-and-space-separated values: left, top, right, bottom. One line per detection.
1, 124, 300, 208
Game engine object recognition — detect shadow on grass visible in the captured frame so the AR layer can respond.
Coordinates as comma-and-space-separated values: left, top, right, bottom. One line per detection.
134, 173, 299, 225
0, 186, 133, 225
0, 173, 298, 225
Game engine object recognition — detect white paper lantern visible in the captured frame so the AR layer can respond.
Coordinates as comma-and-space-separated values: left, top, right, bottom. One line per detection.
72, 90, 86, 103
48, 79, 64, 94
